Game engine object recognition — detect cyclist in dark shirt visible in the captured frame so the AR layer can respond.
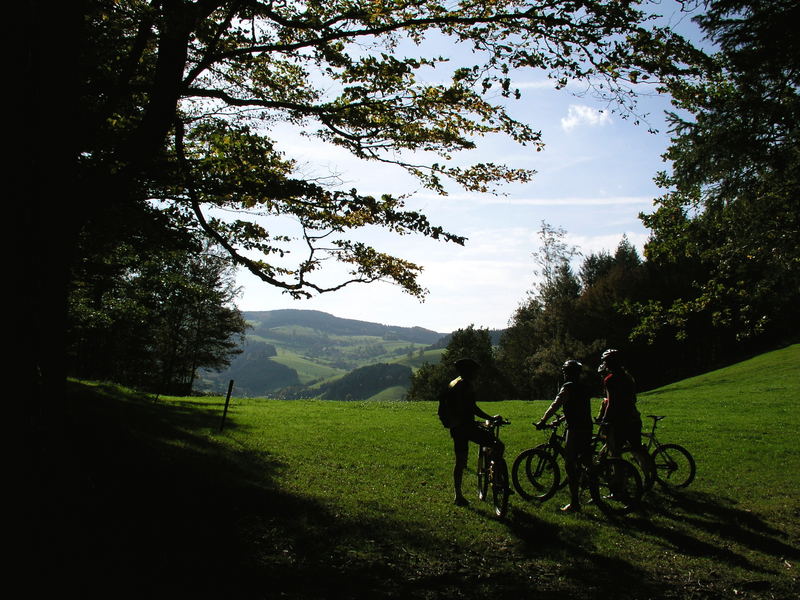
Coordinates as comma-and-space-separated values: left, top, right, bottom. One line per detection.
447, 357, 504, 507
536, 359, 593, 512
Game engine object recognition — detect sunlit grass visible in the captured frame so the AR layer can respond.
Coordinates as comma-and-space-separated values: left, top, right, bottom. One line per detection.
61, 344, 800, 599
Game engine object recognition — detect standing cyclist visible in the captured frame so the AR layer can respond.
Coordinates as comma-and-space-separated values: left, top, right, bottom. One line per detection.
446, 357, 504, 507
535, 359, 593, 512
597, 349, 647, 463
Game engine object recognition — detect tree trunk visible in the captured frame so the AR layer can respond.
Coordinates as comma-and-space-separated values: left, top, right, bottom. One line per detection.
21, 1, 85, 442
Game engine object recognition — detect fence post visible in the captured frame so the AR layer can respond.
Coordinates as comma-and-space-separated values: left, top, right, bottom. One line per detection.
219, 379, 234, 432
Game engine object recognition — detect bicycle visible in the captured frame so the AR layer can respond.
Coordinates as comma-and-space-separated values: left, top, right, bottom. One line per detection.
476, 418, 511, 518
594, 414, 696, 490
510, 415, 564, 502
643, 415, 696, 489
592, 419, 657, 494
512, 416, 644, 516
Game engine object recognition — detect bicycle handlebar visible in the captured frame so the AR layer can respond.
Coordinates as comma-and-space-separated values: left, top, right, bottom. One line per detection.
535, 416, 564, 430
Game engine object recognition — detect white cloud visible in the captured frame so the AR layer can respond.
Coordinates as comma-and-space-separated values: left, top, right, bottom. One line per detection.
513, 79, 558, 90
560, 104, 613, 132
234, 223, 653, 332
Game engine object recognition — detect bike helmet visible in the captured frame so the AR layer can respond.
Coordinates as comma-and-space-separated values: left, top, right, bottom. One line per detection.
599, 348, 622, 371
454, 357, 480, 375
561, 359, 582, 379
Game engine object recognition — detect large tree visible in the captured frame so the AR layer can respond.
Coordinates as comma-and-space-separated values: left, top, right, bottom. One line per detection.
23, 1, 702, 426
638, 0, 800, 355
496, 229, 679, 396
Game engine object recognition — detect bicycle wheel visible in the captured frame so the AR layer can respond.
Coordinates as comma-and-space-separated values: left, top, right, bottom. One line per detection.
512, 447, 559, 502
589, 457, 643, 516
651, 443, 696, 489
621, 448, 656, 493
491, 458, 510, 518
477, 447, 489, 501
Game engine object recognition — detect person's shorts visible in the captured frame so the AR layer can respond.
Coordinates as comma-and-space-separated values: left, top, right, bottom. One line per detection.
607, 414, 643, 452
450, 422, 496, 458
565, 426, 592, 464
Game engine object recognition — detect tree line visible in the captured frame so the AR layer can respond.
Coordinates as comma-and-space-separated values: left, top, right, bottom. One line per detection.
411, 217, 796, 402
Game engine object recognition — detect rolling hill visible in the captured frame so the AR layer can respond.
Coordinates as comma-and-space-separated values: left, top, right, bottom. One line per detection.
197, 309, 449, 398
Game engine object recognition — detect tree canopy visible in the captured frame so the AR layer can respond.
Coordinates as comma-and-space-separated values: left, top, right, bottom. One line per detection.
75, 0, 700, 299
497, 224, 622, 398
68, 237, 248, 395
638, 0, 800, 346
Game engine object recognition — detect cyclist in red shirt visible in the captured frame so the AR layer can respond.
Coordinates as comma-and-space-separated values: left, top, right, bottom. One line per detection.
597, 349, 647, 462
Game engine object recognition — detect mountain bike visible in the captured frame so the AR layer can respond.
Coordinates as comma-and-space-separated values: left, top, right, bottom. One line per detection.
476, 418, 511, 518
643, 415, 696, 489
512, 416, 643, 516
592, 419, 657, 493
510, 415, 564, 502
594, 414, 696, 490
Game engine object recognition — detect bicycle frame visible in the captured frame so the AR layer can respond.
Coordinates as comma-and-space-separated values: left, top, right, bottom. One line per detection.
642, 415, 665, 452
533, 416, 643, 514
479, 418, 510, 449
475, 418, 511, 517
541, 415, 568, 455
595, 414, 663, 455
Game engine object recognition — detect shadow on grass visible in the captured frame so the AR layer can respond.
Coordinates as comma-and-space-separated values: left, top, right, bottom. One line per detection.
504, 503, 671, 599
33, 383, 528, 599
631, 487, 800, 571
32, 383, 798, 600
506, 483, 798, 599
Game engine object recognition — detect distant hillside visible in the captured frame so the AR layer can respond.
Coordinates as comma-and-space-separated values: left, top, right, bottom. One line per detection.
317, 363, 414, 401
247, 309, 444, 344
198, 309, 448, 398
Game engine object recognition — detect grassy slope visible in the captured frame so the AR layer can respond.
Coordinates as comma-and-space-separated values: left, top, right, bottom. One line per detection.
37, 345, 799, 599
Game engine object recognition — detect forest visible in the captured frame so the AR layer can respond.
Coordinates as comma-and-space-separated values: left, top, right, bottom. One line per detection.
21, 1, 799, 414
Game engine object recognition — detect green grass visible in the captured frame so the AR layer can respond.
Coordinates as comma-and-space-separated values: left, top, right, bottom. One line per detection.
40, 345, 800, 599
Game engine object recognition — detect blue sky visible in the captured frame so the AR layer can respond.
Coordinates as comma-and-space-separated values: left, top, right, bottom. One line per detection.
235, 3, 705, 334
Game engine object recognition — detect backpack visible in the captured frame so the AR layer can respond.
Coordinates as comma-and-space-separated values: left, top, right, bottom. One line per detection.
437, 381, 456, 428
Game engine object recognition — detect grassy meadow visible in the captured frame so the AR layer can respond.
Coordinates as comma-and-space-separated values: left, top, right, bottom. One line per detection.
38, 345, 799, 599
